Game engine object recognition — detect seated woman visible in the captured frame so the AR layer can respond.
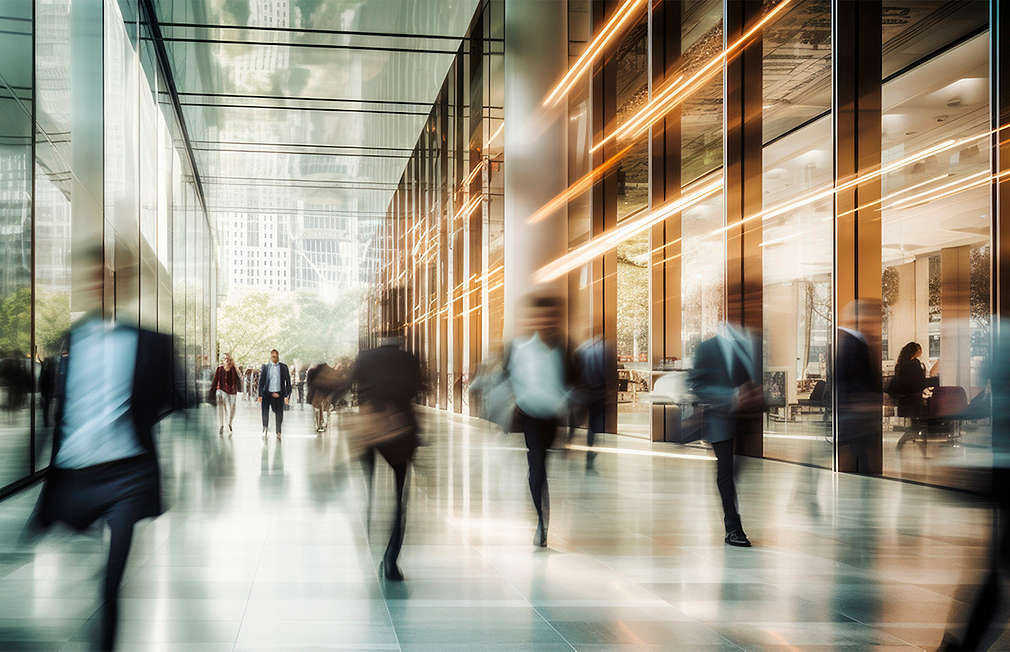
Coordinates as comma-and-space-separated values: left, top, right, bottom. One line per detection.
888, 341, 939, 448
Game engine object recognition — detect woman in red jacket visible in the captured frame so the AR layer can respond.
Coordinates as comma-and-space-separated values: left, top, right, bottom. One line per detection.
210, 353, 242, 436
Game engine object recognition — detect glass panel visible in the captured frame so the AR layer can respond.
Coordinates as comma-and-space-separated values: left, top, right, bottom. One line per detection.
681, 175, 725, 361
682, 0, 723, 185
35, 0, 73, 471
762, 0, 832, 143
0, 0, 33, 486
613, 14, 650, 436
880, 31, 991, 490
882, 0, 988, 79
762, 115, 834, 467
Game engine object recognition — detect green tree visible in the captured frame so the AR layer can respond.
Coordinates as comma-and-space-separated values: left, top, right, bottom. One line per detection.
0, 287, 31, 354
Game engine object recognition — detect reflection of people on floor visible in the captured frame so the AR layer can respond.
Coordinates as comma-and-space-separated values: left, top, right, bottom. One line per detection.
940, 318, 1010, 650
23, 245, 179, 652
688, 321, 761, 548
504, 295, 577, 548
887, 341, 939, 449
835, 300, 883, 475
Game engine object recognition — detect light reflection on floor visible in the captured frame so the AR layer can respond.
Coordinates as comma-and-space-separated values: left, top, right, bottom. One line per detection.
0, 399, 1001, 650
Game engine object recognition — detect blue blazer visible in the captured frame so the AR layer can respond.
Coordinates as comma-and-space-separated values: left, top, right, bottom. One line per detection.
688, 335, 750, 444
258, 362, 292, 399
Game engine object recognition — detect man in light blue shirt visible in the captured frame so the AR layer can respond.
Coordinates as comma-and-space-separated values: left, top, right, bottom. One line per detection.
55, 319, 143, 469
258, 348, 292, 439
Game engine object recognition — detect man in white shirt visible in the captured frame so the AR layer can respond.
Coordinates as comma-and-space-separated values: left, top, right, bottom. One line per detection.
258, 348, 292, 439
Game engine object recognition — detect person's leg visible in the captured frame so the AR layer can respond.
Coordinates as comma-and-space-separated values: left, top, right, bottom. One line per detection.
216, 390, 226, 433
272, 396, 284, 435
712, 439, 742, 534
524, 417, 554, 544
359, 448, 376, 536
261, 395, 270, 432
587, 402, 604, 469
101, 519, 135, 651
383, 461, 409, 579
226, 392, 237, 430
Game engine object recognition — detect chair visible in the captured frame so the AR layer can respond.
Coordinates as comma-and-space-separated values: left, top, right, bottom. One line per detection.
927, 386, 969, 444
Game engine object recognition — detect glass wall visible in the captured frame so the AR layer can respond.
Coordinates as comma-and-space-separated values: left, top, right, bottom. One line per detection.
373, 0, 1002, 492
0, 0, 217, 496
879, 5, 990, 490
370, 0, 504, 416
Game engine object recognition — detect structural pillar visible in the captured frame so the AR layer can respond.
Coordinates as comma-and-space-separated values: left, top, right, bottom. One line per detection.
724, 0, 764, 458
833, 0, 883, 474
503, 0, 568, 338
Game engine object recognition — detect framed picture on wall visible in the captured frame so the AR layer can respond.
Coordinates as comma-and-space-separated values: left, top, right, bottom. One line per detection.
764, 368, 788, 408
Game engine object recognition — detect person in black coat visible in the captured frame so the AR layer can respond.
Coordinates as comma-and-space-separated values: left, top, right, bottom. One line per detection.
24, 245, 180, 651
835, 301, 883, 475
351, 334, 422, 581
688, 323, 762, 547
258, 349, 292, 439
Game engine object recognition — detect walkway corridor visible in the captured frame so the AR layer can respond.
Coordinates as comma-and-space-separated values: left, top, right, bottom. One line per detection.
0, 401, 997, 650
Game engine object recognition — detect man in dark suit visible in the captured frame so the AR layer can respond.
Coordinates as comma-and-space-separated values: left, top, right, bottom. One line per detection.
835, 300, 883, 475
25, 246, 179, 651
688, 323, 762, 547
258, 348, 292, 439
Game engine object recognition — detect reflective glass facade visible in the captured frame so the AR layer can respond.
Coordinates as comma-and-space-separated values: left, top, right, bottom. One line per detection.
0, 0, 217, 495
375, 0, 1005, 492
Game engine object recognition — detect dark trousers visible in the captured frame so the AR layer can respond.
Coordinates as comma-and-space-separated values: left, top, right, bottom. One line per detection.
261, 395, 284, 431
586, 401, 605, 448
522, 414, 557, 527
361, 449, 409, 565
712, 439, 742, 533
296, 383, 304, 404
101, 519, 134, 650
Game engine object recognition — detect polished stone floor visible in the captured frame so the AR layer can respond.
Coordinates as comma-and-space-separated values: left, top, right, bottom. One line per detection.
0, 400, 1002, 650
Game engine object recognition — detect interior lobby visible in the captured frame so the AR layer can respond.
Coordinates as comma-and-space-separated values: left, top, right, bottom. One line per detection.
2, 0, 1010, 649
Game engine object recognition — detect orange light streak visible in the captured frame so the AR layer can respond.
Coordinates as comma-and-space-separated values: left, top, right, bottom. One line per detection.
488, 122, 504, 144
453, 194, 483, 223
527, 144, 635, 224
461, 160, 485, 189
542, 0, 647, 108
592, 0, 794, 154
534, 178, 722, 283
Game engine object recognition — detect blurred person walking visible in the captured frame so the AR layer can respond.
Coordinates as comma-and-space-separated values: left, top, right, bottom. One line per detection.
350, 327, 422, 582
688, 322, 762, 547
258, 349, 291, 440
940, 318, 1010, 650
210, 353, 242, 436
293, 361, 306, 406
574, 334, 608, 472
505, 295, 576, 547
835, 300, 883, 475
24, 245, 179, 651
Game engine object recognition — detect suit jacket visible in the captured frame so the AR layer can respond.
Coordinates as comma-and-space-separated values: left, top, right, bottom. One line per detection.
835, 328, 881, 441
688, 334, 754, 443
34, 324, 179, 528
258, 362, 292, 398
352, 344, 422, 465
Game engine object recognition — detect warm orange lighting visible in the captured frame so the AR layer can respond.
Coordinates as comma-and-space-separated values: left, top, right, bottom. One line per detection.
527, 144, 635, 225
453, 194, 483, 223
488, 122, 504, 145
534, 178, 722, 283
543, 0, 647, 108
592, 0, 794, 154
461, 160, 485, 189
886, 169, 994, 209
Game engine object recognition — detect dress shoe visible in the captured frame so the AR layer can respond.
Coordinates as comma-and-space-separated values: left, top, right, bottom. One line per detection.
262, 428, 268, 439
218, 426, 223, 436
379, 559, 404, 582
228, 425, 233, 437
534, 521, 547, 547
276, 432, 282, 441
724, 530, 752, 547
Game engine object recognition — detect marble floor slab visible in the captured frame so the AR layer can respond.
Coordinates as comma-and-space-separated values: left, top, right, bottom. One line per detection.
0, 400, 998, 650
